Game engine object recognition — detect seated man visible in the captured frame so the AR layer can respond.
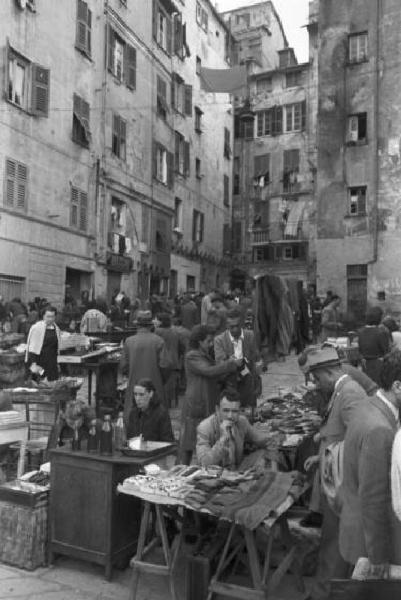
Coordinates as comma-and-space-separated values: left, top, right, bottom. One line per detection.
196, 389, 271, 469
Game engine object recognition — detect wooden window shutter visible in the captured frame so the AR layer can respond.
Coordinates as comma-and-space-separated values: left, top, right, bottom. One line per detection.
107, 25, 115, 72
358, 188, 366, 213
233, 221, 242, 251
192, 210, 197, 241
184, 84, 192, 116
301, 100, 306, 131
79, 191, 88, 231
184, 141, 190, 177
152, 0, 158, 41
174, 12, 183, 57
171, 77, 175, 109
31, 65, 50, 117
71, 187, 79, 227
16, 163, 27, 209
200, 212, 204, 242
174, 132, 180, 171
272, 105, 282, 135
152, 141, 158, 179
167, 151, 174, 188
86, 8, 92, 54
125, 44, 136, 89
5, 159, 16, 207
76, 0, 88, 51
166, 15, 172, 55
120, 118, 126, 159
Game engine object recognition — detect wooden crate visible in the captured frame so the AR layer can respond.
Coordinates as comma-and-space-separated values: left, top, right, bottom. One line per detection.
0, 483, 48, 570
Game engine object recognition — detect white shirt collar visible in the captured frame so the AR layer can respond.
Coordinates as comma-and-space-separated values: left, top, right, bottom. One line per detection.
228, 330, 244, 343
376, 390, 399, 422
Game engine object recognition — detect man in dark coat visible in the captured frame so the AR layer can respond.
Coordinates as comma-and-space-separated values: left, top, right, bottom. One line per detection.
119, 311, 170, 421
214, 307, 262, 407
180, 293, 200, 331
155, 313, 185, 408
339, 351, 401, 576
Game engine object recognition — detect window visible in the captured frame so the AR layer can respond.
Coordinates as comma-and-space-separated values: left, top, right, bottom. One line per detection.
223, 175, 230, 206
107, 26, 136, 88
110, 197, 127, 232
172, 74, 192, 115
5, 158, 28, 210
192, 209, 204, 242
153, 1, 172, 55
157, 75, 168, 119
7, 47, 50, 117
243, 119, 254, 139
285, 71, 302, 88
70, 186, 88, 232
174, 131, 190, 177
196, 56, 202, 76
278, 48, 296, 69
256, 77, 272, 94
224, 127, 231, 159
75, 0, 92, 57
233, 157, 240, 195
348, 32, 368, 64
253, 154, 270, 186
283, 246, 294, 260
174, 197, 183, 230
347, 264, 367, 322
196, 2, 208, 32
283, 149, 300, 193
195, 106, 203, 132
347, 113, 367, 143
233, 221, 242, 252
72, 93, 90, 147
0, 274, 25, 303
196, 158, 201, 179
173, 13, 185, 59
349, 186, 367, 215
223, 223, 231, 253
153, 142, 174, 187
284, 101, 306, 132
257, 110, 272, 136
112, 114, 126, 160
186, 275, 196, 291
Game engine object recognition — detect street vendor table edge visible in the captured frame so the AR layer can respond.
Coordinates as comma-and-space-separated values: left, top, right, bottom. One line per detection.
48, 445, 177, 580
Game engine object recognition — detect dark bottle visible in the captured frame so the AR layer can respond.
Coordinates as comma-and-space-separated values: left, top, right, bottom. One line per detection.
113, 411, 127, 451
87, 419, 98, 453
100, 415, 113, 455
71, 423, 81, 451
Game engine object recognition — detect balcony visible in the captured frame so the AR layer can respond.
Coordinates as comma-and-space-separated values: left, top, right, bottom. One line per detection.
251, 226, 307, 246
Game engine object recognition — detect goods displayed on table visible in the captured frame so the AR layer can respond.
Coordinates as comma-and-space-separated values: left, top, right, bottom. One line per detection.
119, 464, 305, 529
255, 388, 322, 446
0, 333, 26, 387
0, 410, 26, 427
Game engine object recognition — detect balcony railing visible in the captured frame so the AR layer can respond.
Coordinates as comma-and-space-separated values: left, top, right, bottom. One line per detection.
251, 227, 307, 246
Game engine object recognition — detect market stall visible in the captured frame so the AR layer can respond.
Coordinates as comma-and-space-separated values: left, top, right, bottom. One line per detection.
118, 464, 309, 600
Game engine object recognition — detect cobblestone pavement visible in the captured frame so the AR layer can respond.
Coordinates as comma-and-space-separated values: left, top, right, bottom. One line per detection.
0, 354, 310, 600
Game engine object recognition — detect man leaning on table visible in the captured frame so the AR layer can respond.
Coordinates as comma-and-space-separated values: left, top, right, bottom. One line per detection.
196, 388, 272, 469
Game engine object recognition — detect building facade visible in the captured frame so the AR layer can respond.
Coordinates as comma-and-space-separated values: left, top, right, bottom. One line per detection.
315, 0, 401, 319
0, 0, 233, 307
221, 1, 318, 291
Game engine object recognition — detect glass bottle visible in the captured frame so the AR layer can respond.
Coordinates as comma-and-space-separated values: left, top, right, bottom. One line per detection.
113, 411, 127, 451
100, 415, 113, 455
87, 419, 98, 453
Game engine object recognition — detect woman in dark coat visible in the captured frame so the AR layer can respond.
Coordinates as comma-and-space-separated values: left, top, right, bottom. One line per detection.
358, 306, 391, 385
180, 325, 241, 464
127, 378, 174, 442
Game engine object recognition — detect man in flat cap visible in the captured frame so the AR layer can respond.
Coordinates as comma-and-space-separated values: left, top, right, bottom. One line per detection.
298, 346, 368, 600
119, 310, 171, 422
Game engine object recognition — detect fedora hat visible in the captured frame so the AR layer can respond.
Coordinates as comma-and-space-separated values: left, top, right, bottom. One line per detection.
298, 346, 340, 374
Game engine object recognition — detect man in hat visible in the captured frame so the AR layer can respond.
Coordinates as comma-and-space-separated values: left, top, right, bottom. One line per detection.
119, 310, 171, 421
298, 346, 368, 600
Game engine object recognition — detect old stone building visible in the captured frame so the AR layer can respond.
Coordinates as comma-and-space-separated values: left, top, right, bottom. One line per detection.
221, 1, 318, 291
316, 0, 401, 319
0, 0, 233, 306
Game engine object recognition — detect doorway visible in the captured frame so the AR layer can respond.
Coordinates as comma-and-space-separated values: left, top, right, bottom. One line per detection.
347, 264, 367, 325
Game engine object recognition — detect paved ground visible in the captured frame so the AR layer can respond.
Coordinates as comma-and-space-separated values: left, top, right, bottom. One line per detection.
0, 354, 311, 600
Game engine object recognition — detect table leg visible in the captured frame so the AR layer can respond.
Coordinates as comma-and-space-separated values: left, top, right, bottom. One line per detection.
207, 522, 236, 600
129, 502, 151, 600
243, 528, 263, 590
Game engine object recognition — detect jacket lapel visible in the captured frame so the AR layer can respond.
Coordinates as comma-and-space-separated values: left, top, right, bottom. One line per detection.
370, 394, 399, 431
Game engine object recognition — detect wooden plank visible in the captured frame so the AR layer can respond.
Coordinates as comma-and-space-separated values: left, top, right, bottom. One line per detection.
329, 580, 401, 599
208, 581, 266, 599
243, 528, 263, 589
267, 546, 296, 593
130, 560, 171, 575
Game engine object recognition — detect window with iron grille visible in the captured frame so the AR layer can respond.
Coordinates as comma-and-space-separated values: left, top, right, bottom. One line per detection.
107, 26, 136, 89
70, 186, 88, 231
349, 186, 367, 216
72, 93, 90, 147
347, 113, 367, 143
7, 46, 49, 117
112, 114, 127, 160
348, 32, 368, 64
4, 158, 28, 211
76, 0, 92, 57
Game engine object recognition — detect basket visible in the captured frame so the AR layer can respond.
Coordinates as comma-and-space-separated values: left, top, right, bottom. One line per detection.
0, 483, 48, 570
